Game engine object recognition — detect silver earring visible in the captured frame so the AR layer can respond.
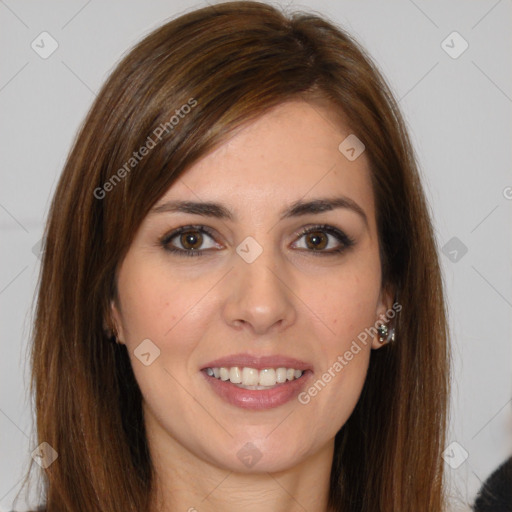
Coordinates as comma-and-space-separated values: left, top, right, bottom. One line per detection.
377, 324, 395, 344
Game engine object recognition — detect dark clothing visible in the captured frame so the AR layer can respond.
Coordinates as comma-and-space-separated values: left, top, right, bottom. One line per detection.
473, 456, 512, 512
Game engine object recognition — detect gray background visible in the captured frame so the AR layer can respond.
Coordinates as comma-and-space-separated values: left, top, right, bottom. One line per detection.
1, 0, 511, 510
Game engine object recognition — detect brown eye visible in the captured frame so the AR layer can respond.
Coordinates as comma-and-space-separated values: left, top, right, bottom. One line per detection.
180, 230, 203, 250
292, 225, 355, 255
160, 225, 220, 257
304, 231, 328, 250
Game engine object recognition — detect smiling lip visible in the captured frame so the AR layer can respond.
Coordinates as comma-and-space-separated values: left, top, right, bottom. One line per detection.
200, 353, 313, 410
200, 353, 313, 371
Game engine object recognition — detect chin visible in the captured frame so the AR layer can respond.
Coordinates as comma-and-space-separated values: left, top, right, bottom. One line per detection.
210, 435, 315, 474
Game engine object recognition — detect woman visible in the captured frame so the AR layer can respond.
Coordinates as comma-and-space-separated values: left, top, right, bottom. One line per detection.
18, 1, 450, 510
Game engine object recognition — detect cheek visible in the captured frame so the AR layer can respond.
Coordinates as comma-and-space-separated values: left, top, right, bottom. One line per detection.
318, 258, 382, 345
300, 256, 380, 429
117, 255, 197, 343
317, 275, 376, 391
115, 258, 203, 404
115, 255, 218, 392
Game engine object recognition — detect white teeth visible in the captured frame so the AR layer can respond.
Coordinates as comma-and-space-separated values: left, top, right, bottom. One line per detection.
276, 367, 287, 383
229, 367, 242, 384
259, 368, 276, 386
205, 366, 305, 387
242, 367, 259, 386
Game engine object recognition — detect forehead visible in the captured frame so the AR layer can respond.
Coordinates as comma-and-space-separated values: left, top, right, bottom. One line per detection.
158, 100, 375, 222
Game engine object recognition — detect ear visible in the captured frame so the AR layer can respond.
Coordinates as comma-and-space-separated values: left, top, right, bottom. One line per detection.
104, 298, 126, 345
371, 284, 395, 350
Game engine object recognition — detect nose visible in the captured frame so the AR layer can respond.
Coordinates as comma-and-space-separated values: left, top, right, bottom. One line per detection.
221, 241, 297, 336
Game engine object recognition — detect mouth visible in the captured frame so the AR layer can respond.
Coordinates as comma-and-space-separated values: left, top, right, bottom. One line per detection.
200, 354, 313, 410
203, 366, 306, 389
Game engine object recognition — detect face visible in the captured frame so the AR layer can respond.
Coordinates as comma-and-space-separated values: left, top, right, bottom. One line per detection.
111, 99, 392, 474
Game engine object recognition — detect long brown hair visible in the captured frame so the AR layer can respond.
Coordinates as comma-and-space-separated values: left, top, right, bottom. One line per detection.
18, 1, 450, 510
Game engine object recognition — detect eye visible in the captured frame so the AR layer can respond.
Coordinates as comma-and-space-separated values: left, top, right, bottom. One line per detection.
160, 225, 221, 257
159, 223, 355, 257
291, 224, 355, 255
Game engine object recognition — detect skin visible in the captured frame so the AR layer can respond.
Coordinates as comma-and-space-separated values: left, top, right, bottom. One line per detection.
111, 99, 393, 512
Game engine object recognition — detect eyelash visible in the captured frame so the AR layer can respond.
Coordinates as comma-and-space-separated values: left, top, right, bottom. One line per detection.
159, 224, 355, 258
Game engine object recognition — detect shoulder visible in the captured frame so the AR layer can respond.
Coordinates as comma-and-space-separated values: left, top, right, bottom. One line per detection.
473, 456, 512, 512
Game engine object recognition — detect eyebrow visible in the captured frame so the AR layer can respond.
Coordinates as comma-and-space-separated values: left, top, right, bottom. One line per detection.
150, 196, 368, 227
